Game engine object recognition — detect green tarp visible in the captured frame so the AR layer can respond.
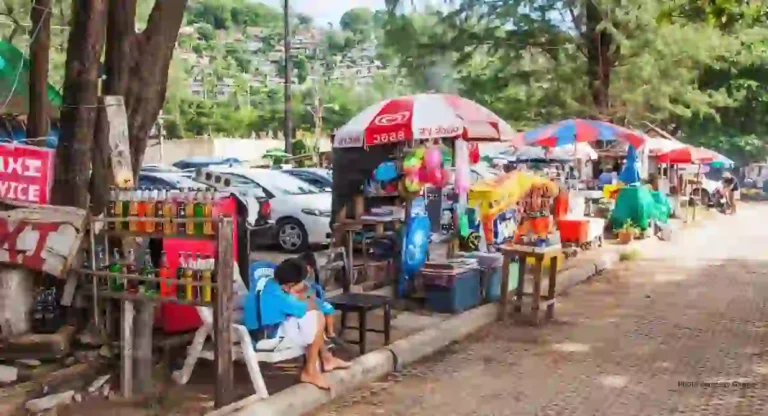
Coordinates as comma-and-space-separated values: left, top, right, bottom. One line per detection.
0, 40, 62, 117
610, 185, 672, 231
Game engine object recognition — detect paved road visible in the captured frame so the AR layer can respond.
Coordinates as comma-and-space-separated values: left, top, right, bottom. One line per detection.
318, 204, 768, 416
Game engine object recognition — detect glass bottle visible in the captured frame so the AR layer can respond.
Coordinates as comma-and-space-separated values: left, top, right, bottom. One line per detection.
125, 249, 138, 293
108, 248, 124, 292
140, 255, 158, 295
176, 252, 188, 300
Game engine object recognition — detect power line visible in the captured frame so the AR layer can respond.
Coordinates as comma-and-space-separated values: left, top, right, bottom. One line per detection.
0, 3, 53, 113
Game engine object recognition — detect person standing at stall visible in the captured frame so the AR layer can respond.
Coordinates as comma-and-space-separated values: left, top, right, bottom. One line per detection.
722, 172, 739, 215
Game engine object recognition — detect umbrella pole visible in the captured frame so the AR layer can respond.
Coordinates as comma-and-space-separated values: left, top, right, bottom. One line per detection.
693, 164, 701, 222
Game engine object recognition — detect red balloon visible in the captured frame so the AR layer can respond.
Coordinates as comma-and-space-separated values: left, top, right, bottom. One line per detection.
419, 167, 430, 182
428, 168, 444, 185
469, 144, 481, 164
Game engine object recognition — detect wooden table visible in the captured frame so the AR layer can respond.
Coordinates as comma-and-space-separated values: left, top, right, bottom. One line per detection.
499, 243, 563, 325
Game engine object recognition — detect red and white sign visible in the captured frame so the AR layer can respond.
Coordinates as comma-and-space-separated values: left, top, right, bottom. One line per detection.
0, 143, 55, 204
333, 93, 518, 148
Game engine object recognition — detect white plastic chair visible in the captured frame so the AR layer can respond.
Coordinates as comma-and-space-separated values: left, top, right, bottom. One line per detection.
172, 263, 305, 399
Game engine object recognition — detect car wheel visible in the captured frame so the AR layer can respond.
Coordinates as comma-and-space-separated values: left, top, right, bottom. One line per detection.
277, 219, 309, 253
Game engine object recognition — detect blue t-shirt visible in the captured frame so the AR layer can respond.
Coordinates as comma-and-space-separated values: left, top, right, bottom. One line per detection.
307, 280, 335, 316
256, 279, 309, 327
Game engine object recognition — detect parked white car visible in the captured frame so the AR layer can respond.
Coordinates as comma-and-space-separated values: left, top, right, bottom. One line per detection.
208, 167, 331, 252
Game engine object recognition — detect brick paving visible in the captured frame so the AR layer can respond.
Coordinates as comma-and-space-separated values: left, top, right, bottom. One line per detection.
318, 204, 768, 416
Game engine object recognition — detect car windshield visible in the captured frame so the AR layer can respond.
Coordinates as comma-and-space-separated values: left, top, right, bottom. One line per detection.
152, 174, 206, 189
250, 170, 321, 195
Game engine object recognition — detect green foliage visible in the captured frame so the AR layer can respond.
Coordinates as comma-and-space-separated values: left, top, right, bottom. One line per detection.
382, 0, 768, 163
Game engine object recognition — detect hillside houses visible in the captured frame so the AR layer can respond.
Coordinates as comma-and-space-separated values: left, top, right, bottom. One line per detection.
179, 24, 392, 100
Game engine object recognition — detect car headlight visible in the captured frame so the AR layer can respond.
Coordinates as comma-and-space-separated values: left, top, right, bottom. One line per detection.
302, 208, 331, 217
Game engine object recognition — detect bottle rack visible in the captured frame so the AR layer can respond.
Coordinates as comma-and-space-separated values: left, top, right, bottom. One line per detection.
77, 214, 236, 405
79, 216, 233, 308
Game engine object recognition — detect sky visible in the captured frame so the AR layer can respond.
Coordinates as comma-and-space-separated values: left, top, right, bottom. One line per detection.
261, 0, 388, 27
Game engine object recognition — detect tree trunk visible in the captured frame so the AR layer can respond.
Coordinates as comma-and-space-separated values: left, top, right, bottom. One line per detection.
27, 0, 52, 142
53, 0, 107, 208
90, 0, 186, 214
585, 1, 613, 117
124, 0, 187, 177
90, 0, 138, 214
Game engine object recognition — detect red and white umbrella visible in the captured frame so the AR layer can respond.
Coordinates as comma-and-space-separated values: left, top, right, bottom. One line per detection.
333, 94, 518, 148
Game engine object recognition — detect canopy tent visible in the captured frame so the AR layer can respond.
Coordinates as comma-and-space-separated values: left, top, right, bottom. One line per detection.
645, 137, 687, 156
520, 118, 646, 149
0, 41, 62, 118
657, 146, 718, 165
507, 143, 598, 162
333, 94, 519, 148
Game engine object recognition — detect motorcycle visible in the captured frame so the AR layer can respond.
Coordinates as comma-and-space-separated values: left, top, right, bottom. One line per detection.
710, 187, 731, 214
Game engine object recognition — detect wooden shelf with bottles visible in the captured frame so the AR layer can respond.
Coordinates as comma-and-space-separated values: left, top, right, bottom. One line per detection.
78, 213, 236, 406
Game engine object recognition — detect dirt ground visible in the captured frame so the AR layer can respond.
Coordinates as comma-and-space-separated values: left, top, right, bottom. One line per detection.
316, 203, 768, 416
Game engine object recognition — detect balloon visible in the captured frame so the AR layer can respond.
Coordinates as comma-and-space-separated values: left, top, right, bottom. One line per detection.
436, 168, 451, 187
469, 143, 480, 164
374, 161, 399, 182
412, 147, 426, 160
405, 176, 422, 193
424, 146, 443, 170
418, 167, 430, 182
428, 167, 444, 185
403, 155, 421, 171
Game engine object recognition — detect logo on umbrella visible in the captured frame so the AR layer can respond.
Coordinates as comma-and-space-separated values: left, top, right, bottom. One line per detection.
374, 112, 410, 126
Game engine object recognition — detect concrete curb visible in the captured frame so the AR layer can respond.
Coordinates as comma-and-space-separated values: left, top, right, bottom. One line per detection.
208, 250, 622, 416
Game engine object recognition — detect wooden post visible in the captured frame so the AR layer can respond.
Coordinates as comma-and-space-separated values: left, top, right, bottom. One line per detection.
214, 217, 234, 408
498, 253, 511, 320
133, 301, 154, 394
28, 0, 52, 141
121, 300, 134, 398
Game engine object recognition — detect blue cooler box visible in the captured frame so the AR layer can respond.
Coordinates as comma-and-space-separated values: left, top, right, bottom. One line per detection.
422, 269, 482, 314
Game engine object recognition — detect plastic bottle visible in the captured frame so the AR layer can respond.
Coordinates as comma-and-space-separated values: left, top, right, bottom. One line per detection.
203, 189, 215, 235
194, 191, 205, 235
183, 253, 195, 301
145, 188, 157, 233
154, 189, 166, 233
185, 189, 196, 236
177, 190, 187, 235
192, 253, 202, 300
201, 254, 213, 303
163, 188, 177, 235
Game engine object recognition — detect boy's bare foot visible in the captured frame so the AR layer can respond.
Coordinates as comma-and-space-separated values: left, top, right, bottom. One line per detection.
300, 370, 330, 390
322, 356, 352, 372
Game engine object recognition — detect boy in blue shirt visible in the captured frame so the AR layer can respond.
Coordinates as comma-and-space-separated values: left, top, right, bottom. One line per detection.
260, 259, 350, 390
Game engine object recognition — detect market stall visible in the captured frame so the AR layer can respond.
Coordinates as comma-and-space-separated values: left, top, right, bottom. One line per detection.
332, 93, 517, 304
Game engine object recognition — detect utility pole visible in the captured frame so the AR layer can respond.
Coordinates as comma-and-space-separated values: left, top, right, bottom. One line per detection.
28, 0, 52, 142
283, 0, 293, 154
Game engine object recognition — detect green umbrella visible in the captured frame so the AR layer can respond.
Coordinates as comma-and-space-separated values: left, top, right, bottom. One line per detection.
263, 149, 291, 159
0, 41, 62, 117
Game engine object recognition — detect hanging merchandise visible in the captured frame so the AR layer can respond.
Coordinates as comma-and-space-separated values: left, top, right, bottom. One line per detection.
468, 142, 481, 164
374, 161, 399, 182
454, 139, 471, 195
424, 145, 443, 170
399, 197, 430, 297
